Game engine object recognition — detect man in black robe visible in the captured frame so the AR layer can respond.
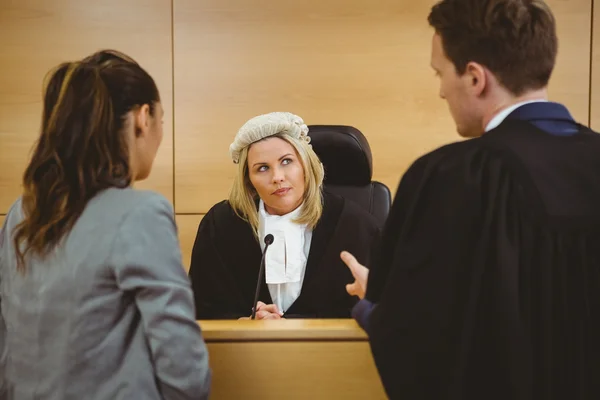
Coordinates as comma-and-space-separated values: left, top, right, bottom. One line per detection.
342, 0, 600, 399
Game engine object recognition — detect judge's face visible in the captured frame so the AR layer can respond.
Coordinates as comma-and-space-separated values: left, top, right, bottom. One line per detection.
247, 137, 306, 216
430, 33, 484, 138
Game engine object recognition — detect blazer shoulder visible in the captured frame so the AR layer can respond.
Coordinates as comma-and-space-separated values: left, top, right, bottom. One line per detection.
94, 187, 172, 214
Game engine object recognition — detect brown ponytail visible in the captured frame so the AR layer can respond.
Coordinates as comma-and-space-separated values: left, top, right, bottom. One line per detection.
13, 50, 160, 271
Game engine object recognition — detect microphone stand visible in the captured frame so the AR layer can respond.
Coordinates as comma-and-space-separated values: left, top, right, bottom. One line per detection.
251, 234, 274, 319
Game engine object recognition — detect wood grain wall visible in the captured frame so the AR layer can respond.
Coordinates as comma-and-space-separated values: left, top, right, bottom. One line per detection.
591, 0, 600, 129
0, 0, 595, 269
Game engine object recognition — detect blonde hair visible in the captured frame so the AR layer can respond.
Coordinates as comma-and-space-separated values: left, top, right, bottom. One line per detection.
228, 133, 324, 237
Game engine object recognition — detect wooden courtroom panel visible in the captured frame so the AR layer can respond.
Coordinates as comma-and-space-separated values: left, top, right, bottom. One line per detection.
200, 318, 369, 341
176, 214, 204, 272
546, 0, 591, 125
173, 0, 456, 213
591, 0, 600, 129
199, 319, 387, 399
0, 0, 174, 213
173, 0, 591, 214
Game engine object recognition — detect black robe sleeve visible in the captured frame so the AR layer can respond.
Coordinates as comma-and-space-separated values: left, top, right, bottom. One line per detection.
364, 118, 600, 400
188, 206, 249, 319
364, 153, 431, 304
366, 144, 484, 399
351, 117, 600, 399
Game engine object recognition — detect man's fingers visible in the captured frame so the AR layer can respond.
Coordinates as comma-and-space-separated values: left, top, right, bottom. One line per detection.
341, 251, 363, 276
346, 282, 359, 296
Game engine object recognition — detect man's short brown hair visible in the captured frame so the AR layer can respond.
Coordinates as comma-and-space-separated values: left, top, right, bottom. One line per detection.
428, 0, 558, 95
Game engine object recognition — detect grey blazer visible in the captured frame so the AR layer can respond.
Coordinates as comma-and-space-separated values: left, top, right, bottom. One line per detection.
0, 188, 211, 399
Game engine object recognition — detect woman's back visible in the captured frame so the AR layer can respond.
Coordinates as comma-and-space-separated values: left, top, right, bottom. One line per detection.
0, 188, 210, 399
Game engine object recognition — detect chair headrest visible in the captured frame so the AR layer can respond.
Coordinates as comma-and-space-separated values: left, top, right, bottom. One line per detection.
307, 125, 373, 186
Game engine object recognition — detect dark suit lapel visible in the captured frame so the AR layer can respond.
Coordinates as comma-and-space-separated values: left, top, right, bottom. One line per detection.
504, 102, 580, 136
505, 101, 573, 122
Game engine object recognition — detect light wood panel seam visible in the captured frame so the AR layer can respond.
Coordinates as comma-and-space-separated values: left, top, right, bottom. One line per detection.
170, 0, 177, 211
590, 0, 595, 126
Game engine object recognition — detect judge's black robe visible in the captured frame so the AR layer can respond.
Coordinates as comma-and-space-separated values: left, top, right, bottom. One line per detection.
189, 191, 380, 319
362, 108, 600, 399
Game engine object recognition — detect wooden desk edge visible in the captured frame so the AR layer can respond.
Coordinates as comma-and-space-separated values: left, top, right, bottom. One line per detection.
198, 318, 369, 341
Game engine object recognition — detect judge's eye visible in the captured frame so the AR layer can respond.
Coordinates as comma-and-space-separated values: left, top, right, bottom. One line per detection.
258, 165, 268, 172
282, 158, 292, 165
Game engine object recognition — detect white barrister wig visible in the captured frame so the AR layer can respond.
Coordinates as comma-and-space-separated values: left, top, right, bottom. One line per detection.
229, 112, 311, 164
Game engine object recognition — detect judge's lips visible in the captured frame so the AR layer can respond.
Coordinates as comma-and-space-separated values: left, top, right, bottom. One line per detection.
272, 187, 291, 196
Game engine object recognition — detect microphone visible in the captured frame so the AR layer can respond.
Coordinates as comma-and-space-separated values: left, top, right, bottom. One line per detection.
251, 234, 274, 320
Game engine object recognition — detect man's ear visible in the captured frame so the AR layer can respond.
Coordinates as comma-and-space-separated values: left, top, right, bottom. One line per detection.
133, 104, 151, 137
465, 61, 487, 96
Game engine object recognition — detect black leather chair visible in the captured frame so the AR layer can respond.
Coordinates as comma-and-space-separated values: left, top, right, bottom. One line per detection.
307, 125, 392, 228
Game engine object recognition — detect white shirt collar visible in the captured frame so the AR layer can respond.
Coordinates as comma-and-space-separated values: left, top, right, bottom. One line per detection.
258, 200, 312, 313
258, 200, 303, 223
485, 99, 548, 132
258, 200, 308, 285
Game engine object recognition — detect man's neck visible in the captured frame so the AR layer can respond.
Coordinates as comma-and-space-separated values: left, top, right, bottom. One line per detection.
481, 88, 548, 132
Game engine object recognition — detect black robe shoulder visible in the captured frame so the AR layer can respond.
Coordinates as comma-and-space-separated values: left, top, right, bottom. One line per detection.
365, 119, 600, 400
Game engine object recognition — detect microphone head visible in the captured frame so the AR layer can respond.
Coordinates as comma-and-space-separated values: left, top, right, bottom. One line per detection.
264, 234, 274, 245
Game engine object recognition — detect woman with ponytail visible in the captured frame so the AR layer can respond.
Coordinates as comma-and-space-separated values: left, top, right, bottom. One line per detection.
0, 50, 210, 399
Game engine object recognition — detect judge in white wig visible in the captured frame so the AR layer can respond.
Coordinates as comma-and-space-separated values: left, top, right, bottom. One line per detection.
188, 111, 380, 320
